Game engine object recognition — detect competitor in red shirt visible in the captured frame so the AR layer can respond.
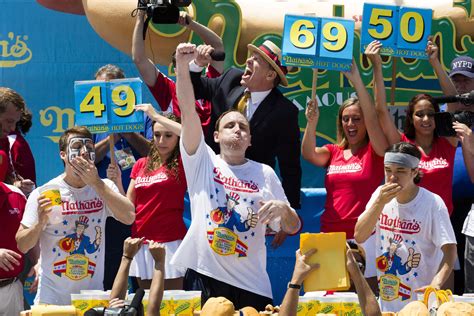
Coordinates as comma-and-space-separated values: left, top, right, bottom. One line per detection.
121, 104, 186, 290
365, 40, 473, 216
301, 61, 388, 291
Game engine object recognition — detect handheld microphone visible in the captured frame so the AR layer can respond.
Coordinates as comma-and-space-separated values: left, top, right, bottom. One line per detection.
432, 91, 474, 104
210, 50, 226, 61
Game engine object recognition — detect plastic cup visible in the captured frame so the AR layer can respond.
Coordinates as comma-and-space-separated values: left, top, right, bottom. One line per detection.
297, 296, 318, 316
317, 296, 341, 315
169, 292, 195, 315
39, 184, 63, 225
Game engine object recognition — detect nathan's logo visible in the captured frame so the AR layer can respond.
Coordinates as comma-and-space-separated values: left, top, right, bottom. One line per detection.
135, 172, 168, 187
327, 162, 362, 175
419, 158, 449, 170
379, 214, 421, 234
213, 167, 259, 193
39, 106, 75, 143
62, 198, 104, 215
0, 32, 32, 68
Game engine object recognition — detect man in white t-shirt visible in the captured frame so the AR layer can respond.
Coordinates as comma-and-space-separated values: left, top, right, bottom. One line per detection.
170, 43, 301, 311
355, 142, 457, 312
15, 126, 135, 305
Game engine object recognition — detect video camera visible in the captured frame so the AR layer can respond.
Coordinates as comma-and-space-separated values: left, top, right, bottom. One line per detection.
84, 289, 144, 316
432, 91, 474, 137
434, 111, 473, 137
138, 0, 192, 24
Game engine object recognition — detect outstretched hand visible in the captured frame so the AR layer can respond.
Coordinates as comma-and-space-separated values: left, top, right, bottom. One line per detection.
123, 237, 144, 259
426, 37, 439, 63
175, 43, 197, 67
342, 60, 362, 84
106, 163, 122, 185
177, 11, 191, 26
290, 249, 319, 285
364, 40, 382, 65
195, 44, 215, 68
454, 121, 474, 155
305, 99, 320, 124
148, 241, 166, 266
135, 103, 161, 121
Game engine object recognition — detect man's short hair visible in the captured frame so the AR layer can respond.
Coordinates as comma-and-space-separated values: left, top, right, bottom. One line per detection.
0, 87, 26, 114
94, 64, 125, 80
59, 126, 93, 152
214, 109, 249, 131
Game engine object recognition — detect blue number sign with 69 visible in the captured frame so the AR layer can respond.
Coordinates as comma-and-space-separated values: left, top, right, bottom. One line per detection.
282, 14, 354, 71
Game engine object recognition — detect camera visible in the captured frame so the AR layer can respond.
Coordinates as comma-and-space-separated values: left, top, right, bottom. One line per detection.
139, 0, 192, 24
434, 111, 474, 137
84, 289, 144, 316
84, 306, 143, 316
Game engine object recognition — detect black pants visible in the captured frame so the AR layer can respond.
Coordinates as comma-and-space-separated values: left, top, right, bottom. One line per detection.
183, 269, 273, 311
103, 217, 131, 290
451, 197, 473, 294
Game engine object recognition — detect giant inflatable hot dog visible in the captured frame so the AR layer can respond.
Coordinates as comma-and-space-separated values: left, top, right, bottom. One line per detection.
37, 0, 474, 66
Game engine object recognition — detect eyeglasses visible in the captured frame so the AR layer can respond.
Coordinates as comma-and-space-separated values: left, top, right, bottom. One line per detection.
414, 110, 435, 118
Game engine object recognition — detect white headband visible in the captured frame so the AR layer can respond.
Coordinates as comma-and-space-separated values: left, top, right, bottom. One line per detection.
384, 152, 420, 169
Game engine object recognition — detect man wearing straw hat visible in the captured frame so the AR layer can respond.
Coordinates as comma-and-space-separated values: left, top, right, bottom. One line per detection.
188, 41, 302, 236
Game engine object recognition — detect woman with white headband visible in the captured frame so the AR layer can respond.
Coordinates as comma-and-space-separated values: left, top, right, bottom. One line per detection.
355, 142, 457, 313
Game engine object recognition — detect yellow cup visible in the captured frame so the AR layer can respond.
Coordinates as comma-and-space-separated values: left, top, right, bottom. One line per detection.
71, 298, 90, 316
317, 297, 341, 315
39, 184, 63, 225
71, 293, 109, 316
297, 297, 318, 315
340, 302, 362, 316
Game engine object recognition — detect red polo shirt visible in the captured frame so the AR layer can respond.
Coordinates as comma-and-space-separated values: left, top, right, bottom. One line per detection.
0, 182, 26, 278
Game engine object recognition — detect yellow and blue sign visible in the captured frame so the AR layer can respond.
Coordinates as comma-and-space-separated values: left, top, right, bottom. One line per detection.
361, 3, 432, 59
74, 78, 144, 134
282, 15, 354, 71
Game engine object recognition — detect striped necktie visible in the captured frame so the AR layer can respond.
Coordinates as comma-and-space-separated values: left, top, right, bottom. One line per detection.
236, 91, 251, 114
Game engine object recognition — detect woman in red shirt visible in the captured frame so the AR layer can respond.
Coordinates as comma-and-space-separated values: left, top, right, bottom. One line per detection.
302, 61, 389, 287
365, 40, 473, 216
123, 104, 186, 290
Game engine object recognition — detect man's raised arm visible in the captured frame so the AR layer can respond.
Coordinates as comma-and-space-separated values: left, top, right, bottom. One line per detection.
175, 43, 202, 156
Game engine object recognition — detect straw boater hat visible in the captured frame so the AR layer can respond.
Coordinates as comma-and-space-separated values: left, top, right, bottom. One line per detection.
247, 40, 289, 87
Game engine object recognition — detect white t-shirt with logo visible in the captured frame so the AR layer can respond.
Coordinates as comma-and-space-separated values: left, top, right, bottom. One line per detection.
21, 175, 118, 305
362, 187, 456, 312
171, 136, 284, 299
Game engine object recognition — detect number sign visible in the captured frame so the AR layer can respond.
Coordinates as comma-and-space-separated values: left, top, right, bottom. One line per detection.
282, 15, 355, 71
74, 78, 144, 133
361, 3, 432, 59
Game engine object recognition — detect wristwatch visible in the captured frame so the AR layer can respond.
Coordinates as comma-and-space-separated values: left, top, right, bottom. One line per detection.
287, 282, 301, 289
